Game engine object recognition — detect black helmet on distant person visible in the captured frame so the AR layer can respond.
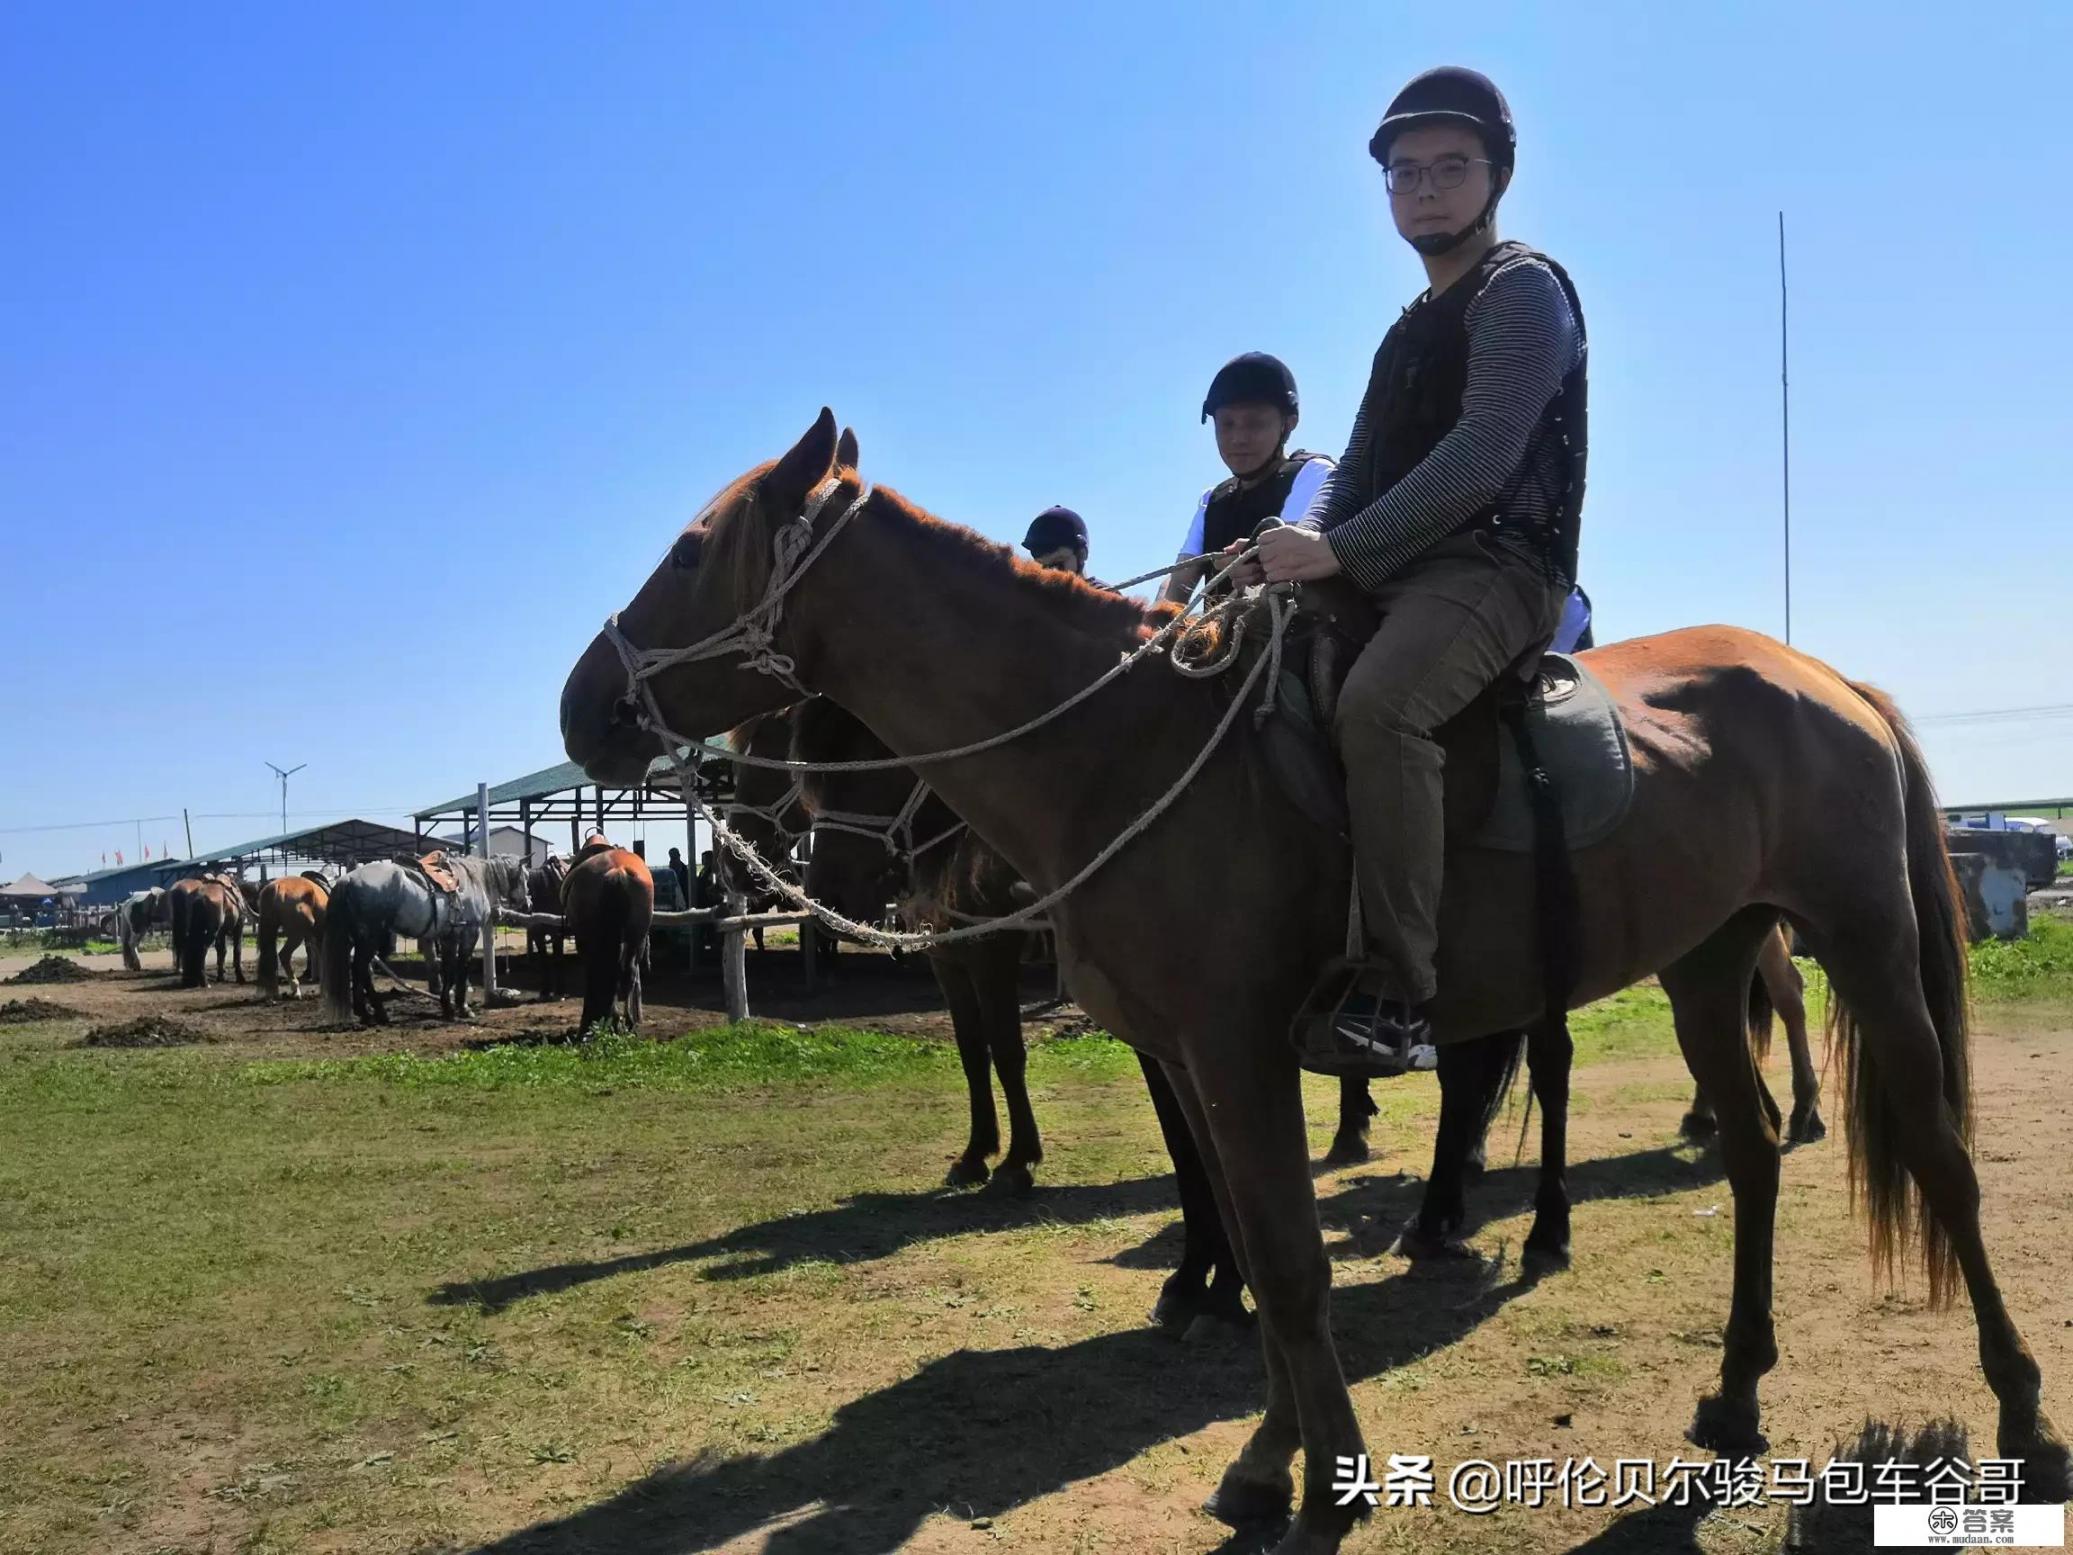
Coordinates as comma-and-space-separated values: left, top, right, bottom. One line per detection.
1022, 505, 1088, 555
1201, 352, 1299, 424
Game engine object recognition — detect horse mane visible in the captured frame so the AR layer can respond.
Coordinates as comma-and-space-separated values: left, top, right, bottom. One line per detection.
707, 468, 1180, 652
866, 483, 1181, 644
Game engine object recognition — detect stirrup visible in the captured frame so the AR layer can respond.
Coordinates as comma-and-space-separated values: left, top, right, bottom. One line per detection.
1290, 958, 1437, 1079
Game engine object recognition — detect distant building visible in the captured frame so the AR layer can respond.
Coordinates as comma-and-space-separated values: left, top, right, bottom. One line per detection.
433, 825, 553, 865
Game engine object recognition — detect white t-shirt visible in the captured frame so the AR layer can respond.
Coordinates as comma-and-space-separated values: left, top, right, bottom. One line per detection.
1179, 455, 1334, 558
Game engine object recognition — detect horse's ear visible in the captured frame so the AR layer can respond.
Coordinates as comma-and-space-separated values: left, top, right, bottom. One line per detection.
835, 426, 860, 470
766, 408, 840, 514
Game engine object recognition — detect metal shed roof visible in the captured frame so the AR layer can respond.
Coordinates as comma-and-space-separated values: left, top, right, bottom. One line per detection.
157, 818, 433, 871
414, 754, 690, 820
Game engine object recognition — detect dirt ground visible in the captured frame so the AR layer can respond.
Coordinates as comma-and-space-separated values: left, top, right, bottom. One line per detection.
4, 938, 2071, 1554
0, 934, 1064, 1057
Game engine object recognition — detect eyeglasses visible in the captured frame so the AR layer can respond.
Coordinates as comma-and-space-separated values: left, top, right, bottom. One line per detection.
1384, 155, 1491, 195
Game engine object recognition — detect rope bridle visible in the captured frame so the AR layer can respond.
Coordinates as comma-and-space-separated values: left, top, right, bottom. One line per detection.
597, 472, 1292, 949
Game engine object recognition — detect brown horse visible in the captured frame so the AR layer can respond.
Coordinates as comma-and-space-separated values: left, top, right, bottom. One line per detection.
525, 855, 571, 997
167, 873, 256, 988
257, 873, 329, 1000
796, 689, 1386, 1307
561, 413, 2064, 1549
722, 710, 812, 951
562, 842, 655, 1035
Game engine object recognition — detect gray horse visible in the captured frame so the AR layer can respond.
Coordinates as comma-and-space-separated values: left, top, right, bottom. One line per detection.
318, 856, 529, 1025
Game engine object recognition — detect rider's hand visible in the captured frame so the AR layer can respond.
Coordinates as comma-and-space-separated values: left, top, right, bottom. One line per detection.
1221, 537, 1265, 587
1258, 524, 1342, 584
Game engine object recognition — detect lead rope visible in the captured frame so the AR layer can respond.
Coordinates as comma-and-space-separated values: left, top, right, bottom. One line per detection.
605, 485, 1291, 949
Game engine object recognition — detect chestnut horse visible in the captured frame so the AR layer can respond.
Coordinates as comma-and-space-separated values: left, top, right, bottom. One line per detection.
167, 873, 257, 988
562, 843, 655, 1034
561, 412, 2063, 1550
257, 873, 330, 1001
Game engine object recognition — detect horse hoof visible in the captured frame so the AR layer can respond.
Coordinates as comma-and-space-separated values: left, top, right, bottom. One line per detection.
1394, 1223, 1478, 1262
1152, 1285, 1202, 1335
1321, 1133, 1370, 1167
982, 1164, 1035, 1198
1680, 1111, 1718, 1143
944, 1158, 990, 1188
1999, 1409, 2072, 1503
1522, 1236, 1572, 1275
1204, 1465, 1293, 1528
1688, 1392, 1767, 1455
1788, 1110, 1827, 1146
1181, 1308, 1255, 1347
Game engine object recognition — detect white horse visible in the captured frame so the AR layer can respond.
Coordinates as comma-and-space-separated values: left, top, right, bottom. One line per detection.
319, 855, 529, 1025
113, 888, 169, 972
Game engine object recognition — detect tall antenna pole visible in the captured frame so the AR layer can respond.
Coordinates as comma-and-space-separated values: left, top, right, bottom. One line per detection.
1779, 211, 1792, 645
266, 762, 307, 833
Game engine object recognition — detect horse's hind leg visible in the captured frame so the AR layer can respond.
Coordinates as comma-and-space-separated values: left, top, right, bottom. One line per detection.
1660, 912, 1781, 1455
1138, 1050, 1248, 1339
1805, 913, 2068, 1496
1763, 932, 1825, 1143
1405, 1032, 1518, 1256
978, 935, 1041, 1197
933, 955, 997, 1186
1323, 1077, 1377, 1166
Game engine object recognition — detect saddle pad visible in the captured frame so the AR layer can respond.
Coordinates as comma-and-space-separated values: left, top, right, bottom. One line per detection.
1254, 652, 1634, 854
1469, 653, 1634, 853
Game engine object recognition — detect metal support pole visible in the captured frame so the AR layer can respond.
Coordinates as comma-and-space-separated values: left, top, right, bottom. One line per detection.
478, 781, 496, 1002
720, 848, 748, 1022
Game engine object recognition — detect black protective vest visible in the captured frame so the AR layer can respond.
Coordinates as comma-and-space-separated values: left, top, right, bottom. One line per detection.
1355, 240, 1586, 581
1200, 450, 1328, 555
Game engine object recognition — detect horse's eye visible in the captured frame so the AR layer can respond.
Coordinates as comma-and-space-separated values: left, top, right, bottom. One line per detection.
671, 533, 701, 570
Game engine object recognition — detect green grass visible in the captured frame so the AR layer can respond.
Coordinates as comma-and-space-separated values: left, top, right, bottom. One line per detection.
1969, 910, 2073, 998
246, 1021, 1143, 1094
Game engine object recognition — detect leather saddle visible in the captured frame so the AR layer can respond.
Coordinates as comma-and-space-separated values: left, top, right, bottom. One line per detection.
394, 850, 463, 895
1187, 573, 1634, 852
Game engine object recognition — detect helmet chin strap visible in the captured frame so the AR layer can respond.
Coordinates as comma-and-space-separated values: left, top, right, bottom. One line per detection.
1408, 186, 1505, 258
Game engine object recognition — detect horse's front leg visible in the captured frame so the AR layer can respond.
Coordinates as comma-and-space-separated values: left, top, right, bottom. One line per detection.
453, 929, 476, 1018
1523, 1019, 1574, 1269
1323, 1077, 1377, 1166
1180, 1039, 1368, 1552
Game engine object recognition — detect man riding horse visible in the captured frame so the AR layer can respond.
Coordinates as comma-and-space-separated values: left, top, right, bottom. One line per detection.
1229, 67, 1587, 1077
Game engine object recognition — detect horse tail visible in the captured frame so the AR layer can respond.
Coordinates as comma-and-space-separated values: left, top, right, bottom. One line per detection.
1833, 680, 1971, 1306
319, 881, 358, 1023
579, 880, 630, 1033
257, 891, 280, 997
1746, 953, 1776, 1066
1479, 1028, 1529, 1140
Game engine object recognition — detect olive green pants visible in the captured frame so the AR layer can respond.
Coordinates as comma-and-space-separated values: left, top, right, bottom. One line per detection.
1331, 532, 1569, 1004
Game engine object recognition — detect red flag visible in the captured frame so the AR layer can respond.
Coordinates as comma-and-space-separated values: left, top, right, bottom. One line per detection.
115, 850, 124, 866
144, 844, 151, 859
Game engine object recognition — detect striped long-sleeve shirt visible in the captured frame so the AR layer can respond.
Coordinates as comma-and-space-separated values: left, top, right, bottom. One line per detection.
1300, 257, 1583, 589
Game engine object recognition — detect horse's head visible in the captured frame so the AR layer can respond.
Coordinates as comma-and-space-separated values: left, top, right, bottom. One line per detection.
562, 409, 860, 787
794, 698, 913, 927
495, 855, 532, 911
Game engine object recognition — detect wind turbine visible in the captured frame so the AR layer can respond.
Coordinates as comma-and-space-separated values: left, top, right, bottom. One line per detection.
266, 762, 307, 833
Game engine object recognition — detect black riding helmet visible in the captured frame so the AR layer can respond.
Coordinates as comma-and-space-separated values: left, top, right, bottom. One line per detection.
1369, 67, 1516, 255
1201, 351, 1299, 424
1022, 505, 1088, 555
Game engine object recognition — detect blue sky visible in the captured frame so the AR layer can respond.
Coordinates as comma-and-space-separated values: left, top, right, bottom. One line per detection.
4, 1, 2070, 878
